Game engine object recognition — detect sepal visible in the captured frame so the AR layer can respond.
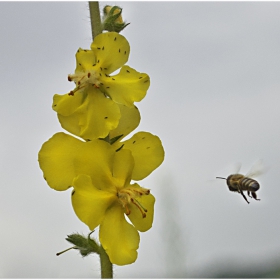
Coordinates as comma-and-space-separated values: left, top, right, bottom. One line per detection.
57, 232, 100, 257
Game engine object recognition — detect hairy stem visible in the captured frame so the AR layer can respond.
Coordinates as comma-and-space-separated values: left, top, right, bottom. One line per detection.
99, 245, 113, 278
88, 1, 102, 39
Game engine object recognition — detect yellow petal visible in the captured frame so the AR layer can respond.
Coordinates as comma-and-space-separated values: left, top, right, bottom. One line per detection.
75, 139, 115, 191
71, 175, 116, 230
101, 66, 150, 107
91, 32, 129, 74
38, 133, 116, 192
75, 48, 96, 72
99, 203, 139, 265
112, 149, 134, 188
52, 91, 85, 116
38, 132, 83, 191
120, 132, 165, 180
57, 87, 121, 140
109, 104, 140, 141
127, 183, 155, 232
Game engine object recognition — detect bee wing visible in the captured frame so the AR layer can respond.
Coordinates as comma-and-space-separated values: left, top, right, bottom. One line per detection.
233, 162, 242, 174
246, 159, 266, 178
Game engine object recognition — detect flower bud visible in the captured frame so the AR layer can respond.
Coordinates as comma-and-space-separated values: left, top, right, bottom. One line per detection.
102, 5, 130, 33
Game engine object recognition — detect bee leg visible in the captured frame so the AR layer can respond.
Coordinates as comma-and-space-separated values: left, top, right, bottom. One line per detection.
240, 190, 250, 204
247, 191, 252, 198
252, 192, 260, 201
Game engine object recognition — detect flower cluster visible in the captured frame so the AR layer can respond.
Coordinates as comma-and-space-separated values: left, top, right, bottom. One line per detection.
38, 31, 164, 266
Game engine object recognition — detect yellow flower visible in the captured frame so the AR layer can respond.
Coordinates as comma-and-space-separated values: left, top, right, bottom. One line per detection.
53, 32, 149, 139
53, 86, 121, 140
38, 132, 164, 265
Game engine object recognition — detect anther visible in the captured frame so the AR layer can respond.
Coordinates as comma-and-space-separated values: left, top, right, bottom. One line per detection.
125, 205, 130, 215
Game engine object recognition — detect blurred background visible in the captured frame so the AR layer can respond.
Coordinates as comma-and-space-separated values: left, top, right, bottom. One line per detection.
1, 1, 280, 278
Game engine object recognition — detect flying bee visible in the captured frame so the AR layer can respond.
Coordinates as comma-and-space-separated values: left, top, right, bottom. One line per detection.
216, 160, 265, 204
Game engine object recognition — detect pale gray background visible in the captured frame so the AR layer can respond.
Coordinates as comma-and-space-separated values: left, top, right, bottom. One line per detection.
1, 1, 280, 278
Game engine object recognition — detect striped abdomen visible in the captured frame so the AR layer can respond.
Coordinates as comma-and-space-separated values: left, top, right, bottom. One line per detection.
239, 177, 260, 192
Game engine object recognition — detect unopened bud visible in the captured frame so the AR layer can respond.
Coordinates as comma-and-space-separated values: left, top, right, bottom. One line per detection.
102, 5, 130, 33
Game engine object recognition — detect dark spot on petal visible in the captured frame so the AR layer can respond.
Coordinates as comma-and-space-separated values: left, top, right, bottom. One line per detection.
124, 51, 127, 54
79, 63, 81, 66
72, 190, 75, 196
100, 82, 104, 86
133, 141, 136, 144
99, 73, 102, 76
97, 59, 100, 63
102, 46, 104, 50
106, 86, 110, 89
104, 116, 108, 119
114, 37, 117, 41
112, 78, 115, 81
100, 67, 103, 71
147, 147, 150, 149
126, 70, 130, 73
104, 68, 107, 70
93, 63, 96, 66
84, 50, 87, 52
144, 80, 149, 83
97, 47, 101, 50
139, 77, 143, 79
142, 137, 145, 139
119, 49, 121, 53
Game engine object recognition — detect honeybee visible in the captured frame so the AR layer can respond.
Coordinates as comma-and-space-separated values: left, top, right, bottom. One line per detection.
216, 160, 265, 204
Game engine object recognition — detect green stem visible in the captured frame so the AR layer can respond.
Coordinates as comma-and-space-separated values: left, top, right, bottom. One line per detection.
99, 245, 113, 278
88, 1, 102, 40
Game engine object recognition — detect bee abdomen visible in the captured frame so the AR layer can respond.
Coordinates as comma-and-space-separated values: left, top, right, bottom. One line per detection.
240, 177, 260, 191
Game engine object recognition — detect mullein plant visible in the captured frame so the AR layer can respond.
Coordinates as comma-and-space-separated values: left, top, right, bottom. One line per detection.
38, 2, 164, 278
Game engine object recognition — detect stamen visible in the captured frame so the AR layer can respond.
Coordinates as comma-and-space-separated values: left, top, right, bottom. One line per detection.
67, 70, 101, 91
117, 187, 150, 218
124, 205, 130, 215
68, 84, 86, 96
131, 198, 147, 218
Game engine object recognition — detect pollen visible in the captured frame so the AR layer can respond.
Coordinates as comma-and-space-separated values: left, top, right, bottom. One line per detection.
117, 187, 150, 218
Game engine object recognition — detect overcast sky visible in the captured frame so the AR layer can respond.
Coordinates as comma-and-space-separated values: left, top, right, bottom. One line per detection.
1, 1, 280, 278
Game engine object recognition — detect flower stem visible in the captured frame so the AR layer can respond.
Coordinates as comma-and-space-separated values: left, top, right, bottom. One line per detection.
99, 245, 113, 278
88, 1, 102, 40
88, 2, 112, 278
